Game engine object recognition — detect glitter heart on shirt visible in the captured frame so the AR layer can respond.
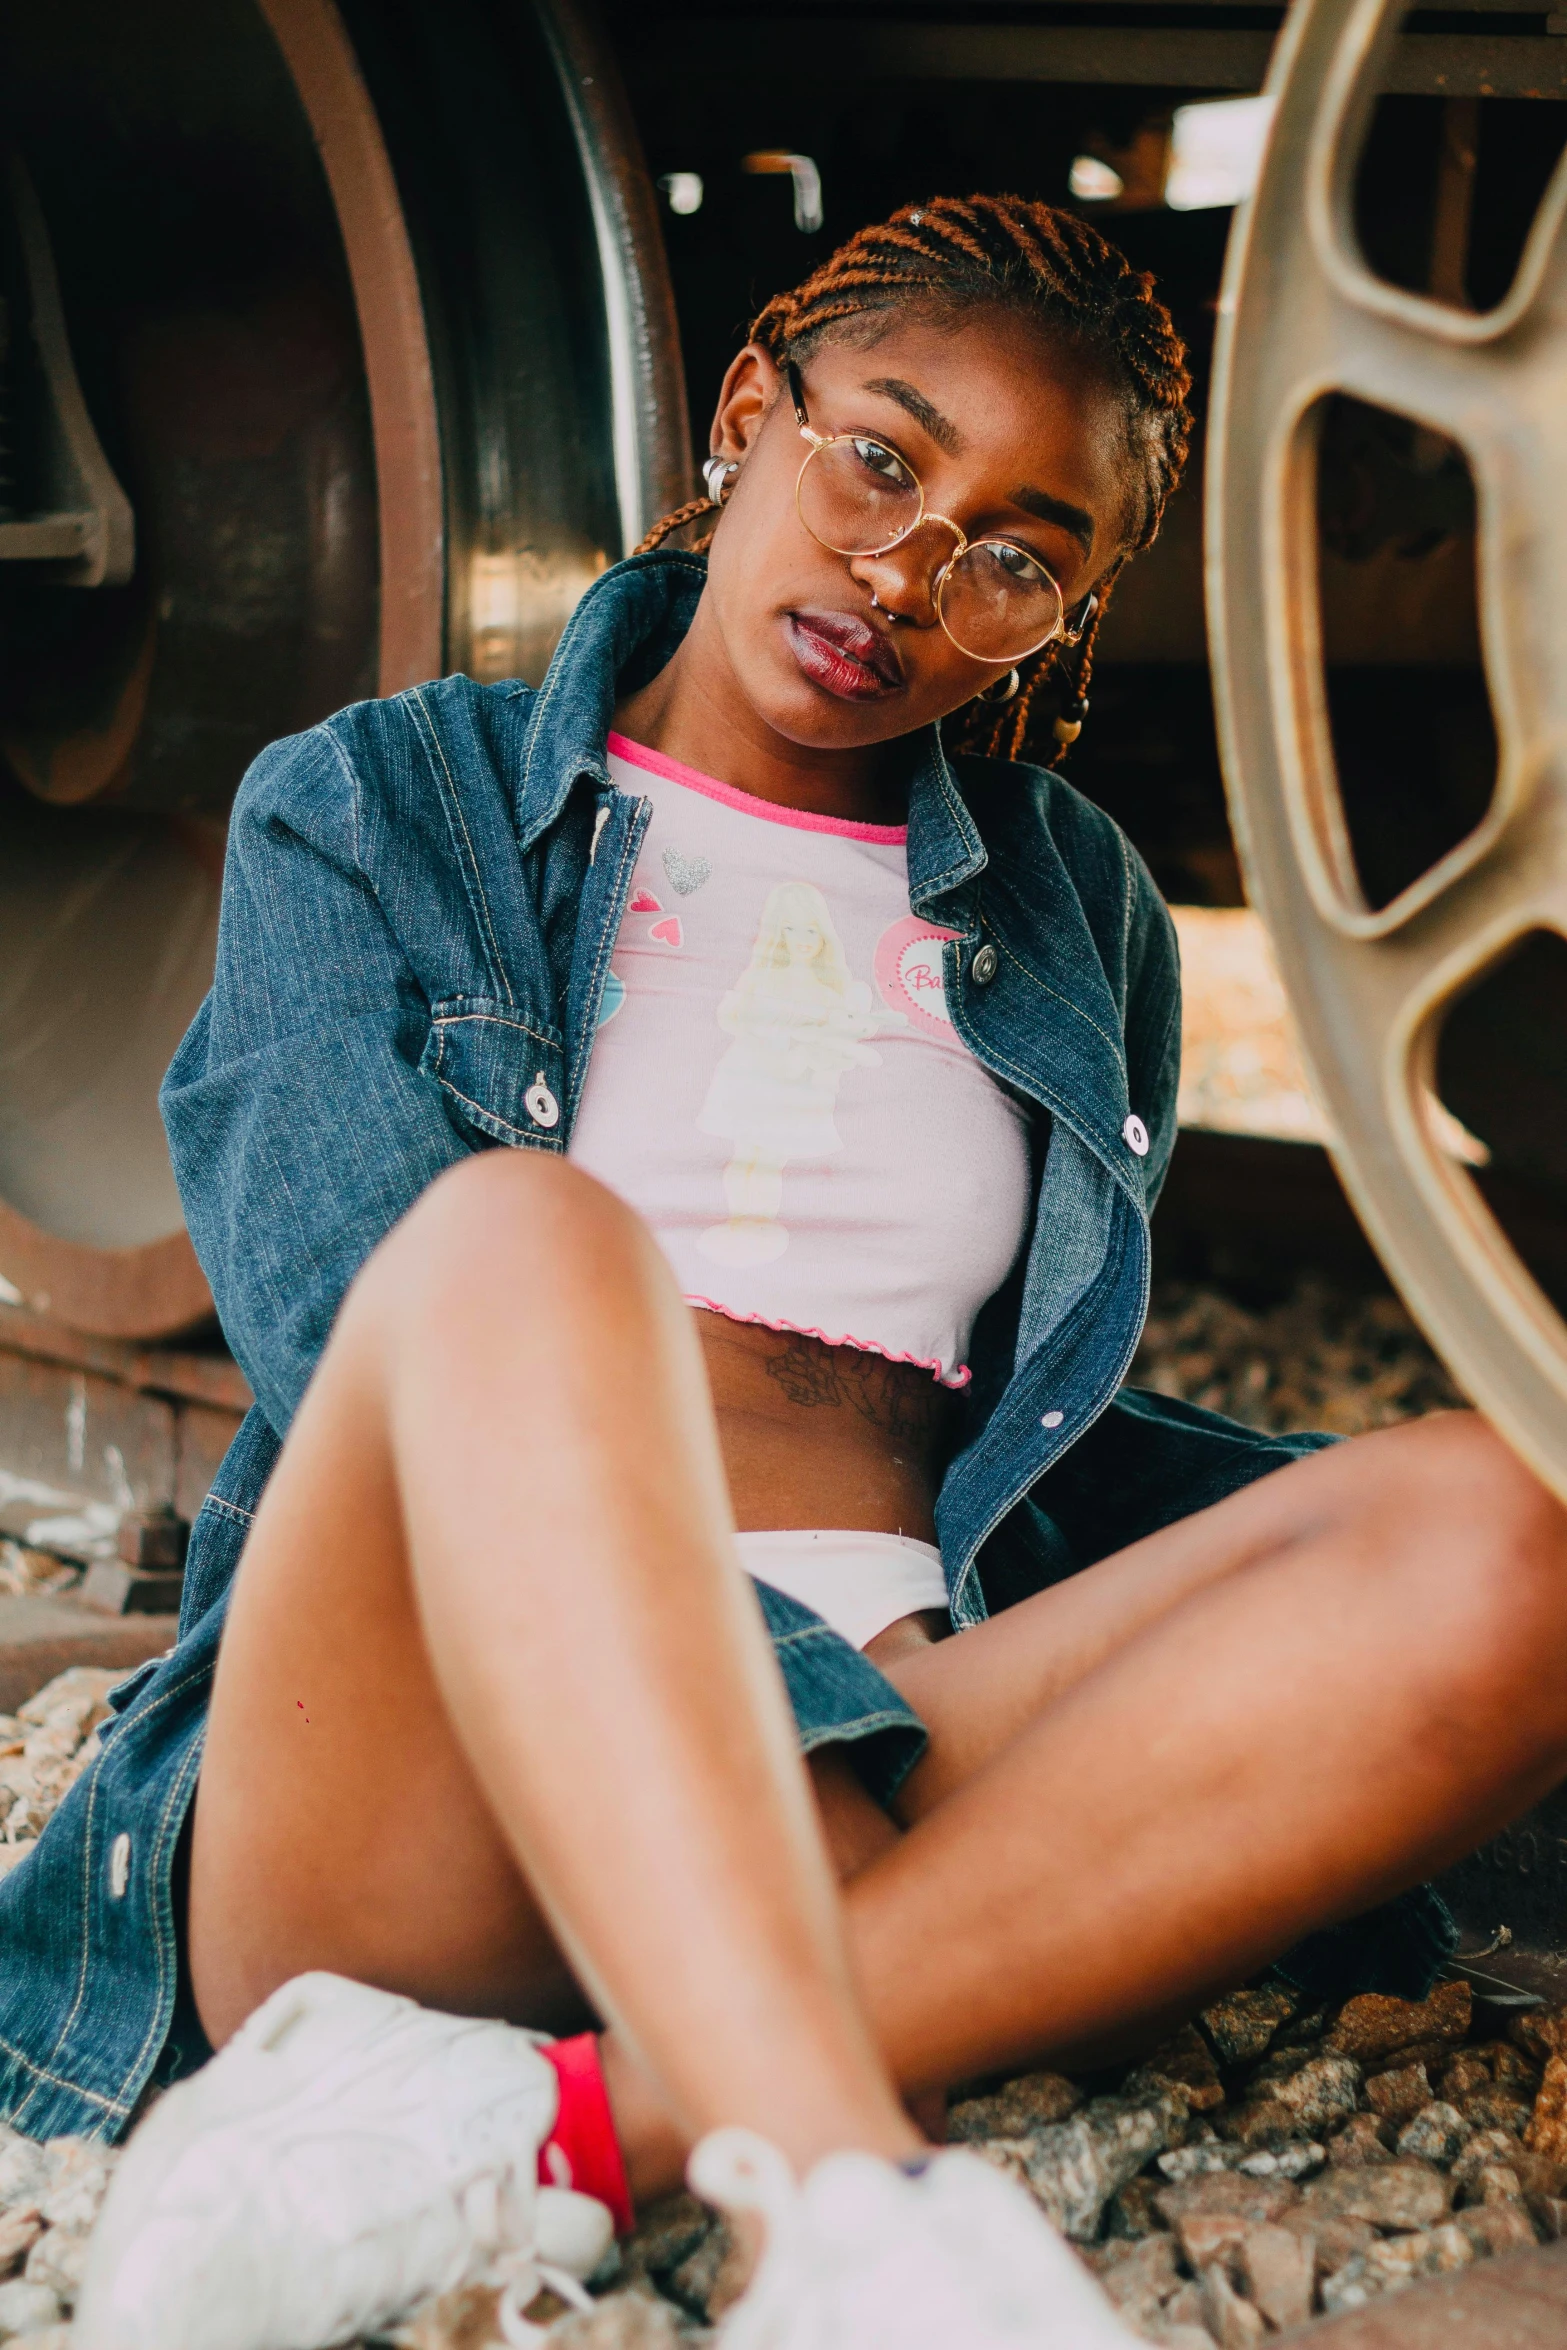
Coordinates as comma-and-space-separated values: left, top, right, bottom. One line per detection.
630, 889, 663, 914
662, 847, 711, 896
648, 915, 683, 947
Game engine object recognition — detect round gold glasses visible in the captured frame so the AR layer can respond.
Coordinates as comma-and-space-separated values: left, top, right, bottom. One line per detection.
786, 360, 1085, 667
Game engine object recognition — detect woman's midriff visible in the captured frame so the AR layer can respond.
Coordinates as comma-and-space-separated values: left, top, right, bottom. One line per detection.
694, 1308, 958, 1659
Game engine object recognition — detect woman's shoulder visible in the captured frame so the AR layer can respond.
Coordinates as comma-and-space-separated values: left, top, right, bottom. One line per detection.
230, 675, 537, 846
949, 748, 1170, 931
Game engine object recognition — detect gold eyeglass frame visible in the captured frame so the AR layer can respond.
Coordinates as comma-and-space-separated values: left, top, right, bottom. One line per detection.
785, 360, 1089, 666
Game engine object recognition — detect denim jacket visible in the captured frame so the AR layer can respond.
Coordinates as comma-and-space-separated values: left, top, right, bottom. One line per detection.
0, 551, 1450, 2144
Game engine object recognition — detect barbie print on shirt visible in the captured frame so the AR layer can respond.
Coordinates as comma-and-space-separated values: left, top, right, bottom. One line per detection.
568, 734, 1033, 1387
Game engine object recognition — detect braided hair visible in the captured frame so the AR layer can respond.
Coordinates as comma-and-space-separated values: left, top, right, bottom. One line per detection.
637, 192, 1192, 767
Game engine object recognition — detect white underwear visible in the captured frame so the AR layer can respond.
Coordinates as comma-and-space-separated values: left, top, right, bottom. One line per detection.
736, 1529, 949, 1652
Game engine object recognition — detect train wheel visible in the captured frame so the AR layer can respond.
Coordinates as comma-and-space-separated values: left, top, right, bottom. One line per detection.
1208, 0, 1567, 1502
0, 0, 688, 1341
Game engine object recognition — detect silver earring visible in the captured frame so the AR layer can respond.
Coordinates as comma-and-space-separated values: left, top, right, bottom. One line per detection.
702, 456, 740, 504
979, 668, 1020, 703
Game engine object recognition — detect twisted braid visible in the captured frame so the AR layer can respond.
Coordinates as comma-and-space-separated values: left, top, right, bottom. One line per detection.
646, 193, 1194, 764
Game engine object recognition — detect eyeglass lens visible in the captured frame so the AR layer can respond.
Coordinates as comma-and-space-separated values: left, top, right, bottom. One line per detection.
797, 435, 1065, 663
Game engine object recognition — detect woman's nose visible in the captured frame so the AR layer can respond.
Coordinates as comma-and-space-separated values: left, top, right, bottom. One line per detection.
849, 531, 951, 627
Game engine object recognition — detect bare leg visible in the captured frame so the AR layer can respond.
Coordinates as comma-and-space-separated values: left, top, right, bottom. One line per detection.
850, 1409, 1567, 2091
192, 1150, 1567, 2200
190, 1151, 916, 2178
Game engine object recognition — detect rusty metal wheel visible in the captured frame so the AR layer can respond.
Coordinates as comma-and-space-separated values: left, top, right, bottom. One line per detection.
0, 0, 689, 1341
1208, 0, 1567, 1501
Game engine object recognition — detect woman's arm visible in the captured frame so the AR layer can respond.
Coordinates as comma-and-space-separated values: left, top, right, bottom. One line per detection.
160, 721, 475, 1436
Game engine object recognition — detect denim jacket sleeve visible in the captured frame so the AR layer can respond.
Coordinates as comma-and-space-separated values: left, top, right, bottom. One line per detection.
160, 721, 473, 1434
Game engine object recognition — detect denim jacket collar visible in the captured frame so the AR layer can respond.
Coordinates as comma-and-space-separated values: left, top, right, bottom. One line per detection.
507, 549, 988, 918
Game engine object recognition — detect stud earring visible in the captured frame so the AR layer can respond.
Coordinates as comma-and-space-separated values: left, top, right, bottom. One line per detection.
702, 456, 740, 504
979, 668, 1020, 703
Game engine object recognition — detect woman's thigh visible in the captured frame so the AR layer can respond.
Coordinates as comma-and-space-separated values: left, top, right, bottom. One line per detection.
186, 1279, 586, 2045
884, 1410, 1567, 1822
187, 1267, 901, 2049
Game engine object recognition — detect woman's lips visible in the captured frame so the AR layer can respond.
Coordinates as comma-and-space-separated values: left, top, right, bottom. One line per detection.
786, 610, 903, 701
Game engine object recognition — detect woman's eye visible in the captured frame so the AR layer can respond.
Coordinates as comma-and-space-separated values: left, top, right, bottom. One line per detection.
850, 437, 914, 490
991, 543, 1048, 581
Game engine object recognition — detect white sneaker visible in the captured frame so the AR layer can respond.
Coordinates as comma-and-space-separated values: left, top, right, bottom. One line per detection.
689, 2128, 1139, 2349
74, 1972, 613, 2350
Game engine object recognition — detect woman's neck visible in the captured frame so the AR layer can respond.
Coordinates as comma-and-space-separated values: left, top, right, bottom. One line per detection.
612, 600, 912, 829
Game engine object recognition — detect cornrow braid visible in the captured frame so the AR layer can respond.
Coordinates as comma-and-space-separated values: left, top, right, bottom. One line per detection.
643, 192, 1194, 766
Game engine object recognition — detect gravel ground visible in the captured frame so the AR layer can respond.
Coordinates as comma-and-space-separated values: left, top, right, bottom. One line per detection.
0, 1282, 1489, 2345
1133, 1278, 1466, 1439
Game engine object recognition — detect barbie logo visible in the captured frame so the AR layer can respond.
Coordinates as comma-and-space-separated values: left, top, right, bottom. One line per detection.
875, 915, 961, 1037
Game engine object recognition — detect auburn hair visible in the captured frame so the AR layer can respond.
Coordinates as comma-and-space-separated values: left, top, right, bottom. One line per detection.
637, 192, 1193, 768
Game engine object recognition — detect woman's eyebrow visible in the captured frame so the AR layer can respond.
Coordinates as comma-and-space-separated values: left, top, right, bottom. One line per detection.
1012, 484, 1096, 560
861, 376, 964, 456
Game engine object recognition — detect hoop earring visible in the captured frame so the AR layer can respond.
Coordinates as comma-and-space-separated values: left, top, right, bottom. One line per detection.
702, 456, 740, 504
979, 668, 1020, 703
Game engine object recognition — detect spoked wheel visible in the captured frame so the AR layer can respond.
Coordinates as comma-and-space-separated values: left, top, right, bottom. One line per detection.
1208, 0, 1567, 1503
0, 0, 688, 1340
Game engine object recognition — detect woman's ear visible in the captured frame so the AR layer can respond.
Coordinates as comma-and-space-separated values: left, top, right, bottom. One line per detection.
708, 343, 783, 465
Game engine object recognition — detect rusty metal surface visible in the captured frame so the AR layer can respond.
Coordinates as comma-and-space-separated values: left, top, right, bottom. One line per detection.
0, 0, 691, 1343
0, 1593, 178, 1713
666, 19, 1567, 98
0, 1336, 246, 1560
0, 152, 134, 584
1206, 0, 1567, 1505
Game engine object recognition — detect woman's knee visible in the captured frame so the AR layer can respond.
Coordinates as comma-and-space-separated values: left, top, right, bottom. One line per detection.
348, 1149, 670, 1342
1364, 1414, 1567, 1731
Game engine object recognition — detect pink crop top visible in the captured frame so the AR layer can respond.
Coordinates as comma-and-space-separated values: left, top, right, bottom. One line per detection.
567, 735, 1033, 1387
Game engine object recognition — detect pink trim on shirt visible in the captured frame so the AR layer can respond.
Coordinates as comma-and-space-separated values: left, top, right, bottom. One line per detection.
607, 732, 909, 844
685, 1296, 972, 1389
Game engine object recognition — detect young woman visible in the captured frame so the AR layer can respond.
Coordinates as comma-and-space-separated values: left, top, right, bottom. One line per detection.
8, 196, 1567, 2350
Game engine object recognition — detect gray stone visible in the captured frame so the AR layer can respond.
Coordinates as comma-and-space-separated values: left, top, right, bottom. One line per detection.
1238, 2141, 1325, 2181
1097, 2233, 1180, 2326
666, 2222, 744, 2324
1455, 2160, 1523, 2209
1363, 2064, 1432, 2124
1327, 2113, 1394, 2169
1200, 1988, 1298, 2069
1302, 2159, 1451, 2231
0, 2148, 44, 2216
1269, 2055, 1362, 2134
1460, 2086, 1533, 2137
1319, 2220, 1474, 2312
1456, 2200, 1537, 2257
22, 2228, 88, 2307
548, 2292, 689, 2350
621, 2193, 712, 2281
1158, 2143, 1247, 2184
1019, 2092, 1186, 2243
1277, 2205, 1375, 2280
1105, 2176, 1166, 2239
1156, 2172, 1301, 2231
1451, 2128, 1523, 2191
946, 2072, 1082, 2142
1395, 2100, 1473, 2167
1197, 2261, 1267, 2346
38, 2137, 114, 2232
1323, 1983, 1471, 2066
0, 2281, 60, 2341
0, 2214, 39, 2282
1237, 2222, 1316, 2331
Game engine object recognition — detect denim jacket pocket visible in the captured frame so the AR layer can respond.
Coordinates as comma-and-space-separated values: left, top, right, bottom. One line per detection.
420, 995, 568, 1150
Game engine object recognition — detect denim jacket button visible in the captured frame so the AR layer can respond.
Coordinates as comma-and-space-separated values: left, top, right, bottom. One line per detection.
970, 944, 999, 986
1123, 1113, 1149, 1157
524, 1073, 561, 1130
